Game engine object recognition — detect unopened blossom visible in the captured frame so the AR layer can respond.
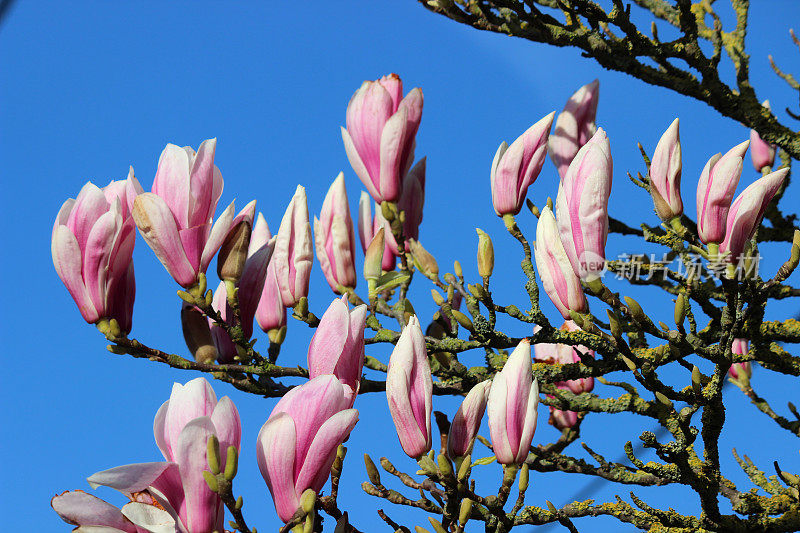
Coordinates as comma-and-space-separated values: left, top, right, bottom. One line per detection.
307, 295, 368, 407
750, 101, 777, 172
696, 140, 750, 244
210, 211, 275, 362
52, 173, 141, 333
720, 168, 789, 262
555, 128, 613, 281
358, 159, 426, 270
257, 375, 358, 522
255, 262, 288, 343
315, 173, 357, 292
132, 138, 236, 288
649, 118, 683, 221
728, 338, 752, 388
549, 79, 599, 179
341, 73, 423, 203
57, 378, 241, 533
534, 205, 587, 319
548, 391, 579, 430
272, 185, 313, 307
487, 339, 539, 465
447, 380, 491, 459
490, 112, 555, 216
386, 315, 433, 458
534, 322, 595, 395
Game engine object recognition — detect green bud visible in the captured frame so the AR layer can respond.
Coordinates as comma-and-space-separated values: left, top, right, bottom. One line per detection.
202, 470, 219, 493
451, 310, 474, 332
431, 289, 445, 307
624, 296, 647, 323
418, 455, 439, 477
107, 344, 127, 355
519, 463, 530, 492
674, 294, 687, 327
457, 454, 472, 481
177, 290, 196, 304
655, 391, 673, 408
459, 498, 473, 525
468, 283, 487, 300
197, 272, 208, 297
414, 527, 431, 533
621, 355, 637, 371
476, 228, 495, 278
206, 435, 221, 475
380, 456, 396, 473
408, 239, 439, 281
364, 231, 385, 283
217, 219, 252, 282
303, 513, 314, 533
380, 201, 397, 222
546, 500, 557, 513
691, 365, 703, 396
428, 517, 447, 533
364, 454, 381, 485
568, 310, 585, 329
204, 289, 213, 307
300, 488, 316, 514
526, 198, 540, 217
224, 445, 238, 481
607, 309, 621, 338
454, 260, 463, 279
235, 495, 243, 510
268, 325, 287, 345
437, 453, 453, 478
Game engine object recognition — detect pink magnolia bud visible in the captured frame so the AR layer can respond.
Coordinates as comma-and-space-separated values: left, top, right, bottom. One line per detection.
308, 296, 368, 407
696, 140, 750, 244
211, 210, 275, 362
555, 128, 613, 281
255, 262, 288, 341
487, 339, 539, 465
491, 112, 555, 216
649, 118, 683, 221
132, 138, 236, 288
549, 79, 599, 179
728, 338, 752, 387
750, 101, 777, 171
358, 191, 394, 272
257, 375, 358, 522
386, 315, 433, 458
273, 185, 313, 307
548, 395, 579, 430
341, 73, 423, 203
720, 167, 788, 262
534, 205, 587, 319
534, 321, 594, 395
315, 173, 357, 292
52, 180, 137, 333
447, 380, 491, 459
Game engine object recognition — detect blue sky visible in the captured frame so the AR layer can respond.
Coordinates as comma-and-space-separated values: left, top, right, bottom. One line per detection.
2, 1, 800, 531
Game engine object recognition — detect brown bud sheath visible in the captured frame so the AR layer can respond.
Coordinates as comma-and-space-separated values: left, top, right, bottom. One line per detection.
217, 220, 252, 282
180, 303, 217, 364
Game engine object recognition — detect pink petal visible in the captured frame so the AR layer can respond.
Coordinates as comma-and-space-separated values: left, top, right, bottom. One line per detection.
52, 225, 99, 323
51, 491, 136, 532
199, 200, 236, 275
152, 144, 191, 229
174, 417, 219, 533
294, 409, 359, 494
164, 378, 217, 457
256, 413, 299, 523
87, 463, 173, 492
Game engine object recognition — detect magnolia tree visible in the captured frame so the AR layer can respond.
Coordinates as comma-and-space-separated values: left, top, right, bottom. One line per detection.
49, 2, 800, 532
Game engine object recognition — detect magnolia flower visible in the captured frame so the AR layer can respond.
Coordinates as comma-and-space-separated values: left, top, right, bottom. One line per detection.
255, 262, 288, 342
487, 339, 539, 465
342, 73, 423, 203
257, 375, 358, 522
728, 338, 752, 388
696, 140, 750, 244
534, 205, 587, 319
132, 138, 236, 288
52, 172, 141, 333
555, 128, 613, 281
549, 79, 599, 179
315, 173, 357, 292
52, 378, 241, 533
534, 322, 595, 395
447, 380, 491, 459
307, 295, 368, 406
719, 168, 789, 262
210, 211, 275, 362
386, 315, 433, 458
490, 112, 555, 216
649, 118, 683, 221
272, 185, 313, 308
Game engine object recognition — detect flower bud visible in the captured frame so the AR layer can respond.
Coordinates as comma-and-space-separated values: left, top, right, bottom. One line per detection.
649, 118, 683, 221
386, 316, 433, 458
750, 101, 777, 171
719, 167, 789, 263
447, 380, 491, 459
476, 228, 495, 278
364, 230, 386, 283
490, 112, 555, 215
217, 217, 252, 283
728, 338, 752, 388
315, 173, 357, 293
555, 128, 613, 281
487, 339, 539, 464
696, 140, 750, 244
534, 205, 587, 319
181, 303, 217, 363
548, 79, 599, 178
255, 263, 288, 342
273, 185, 313, 307
408, 239, 439, 281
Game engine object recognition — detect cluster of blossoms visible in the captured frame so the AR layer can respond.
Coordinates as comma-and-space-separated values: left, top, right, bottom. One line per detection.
51, 72, 775, 530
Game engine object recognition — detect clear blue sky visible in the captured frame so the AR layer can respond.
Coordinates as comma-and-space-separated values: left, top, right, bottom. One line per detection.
2, 1, 800, 531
